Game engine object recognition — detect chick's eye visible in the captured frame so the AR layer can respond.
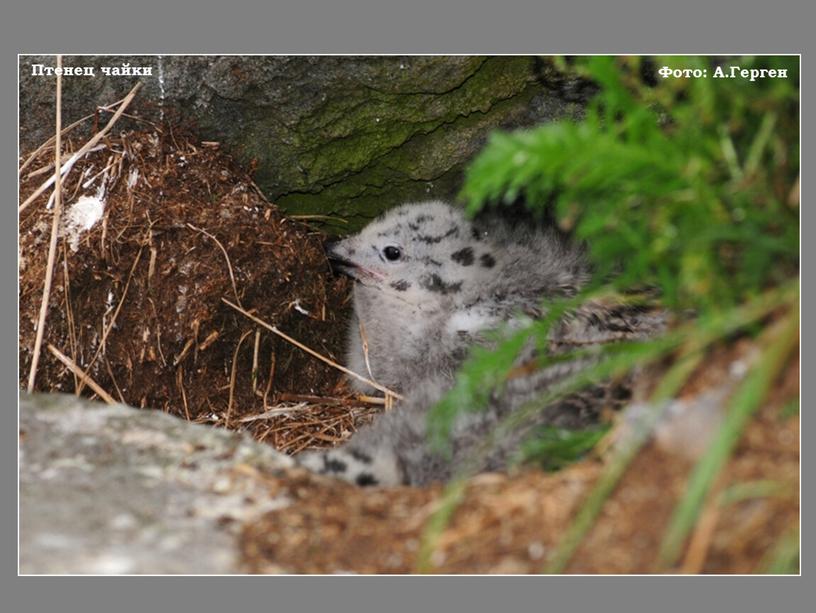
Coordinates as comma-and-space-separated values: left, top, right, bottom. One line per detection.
383, 246, 402, 261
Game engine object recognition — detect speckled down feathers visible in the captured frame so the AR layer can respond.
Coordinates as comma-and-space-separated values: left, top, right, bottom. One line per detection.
297, 201, 665, 486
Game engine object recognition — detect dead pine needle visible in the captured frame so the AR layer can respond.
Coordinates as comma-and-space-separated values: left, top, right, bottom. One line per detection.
47, 344, 116, 405
27, 55, 64, 393
222, 298, 403, 401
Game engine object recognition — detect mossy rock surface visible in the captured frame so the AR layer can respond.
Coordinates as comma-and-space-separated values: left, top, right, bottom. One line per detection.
20, 55, 591, 231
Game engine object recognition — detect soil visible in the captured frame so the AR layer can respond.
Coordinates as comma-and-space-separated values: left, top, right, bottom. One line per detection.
19, 117, 799, 574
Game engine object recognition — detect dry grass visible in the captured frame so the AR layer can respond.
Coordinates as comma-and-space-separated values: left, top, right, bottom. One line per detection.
26, 55, 64, 392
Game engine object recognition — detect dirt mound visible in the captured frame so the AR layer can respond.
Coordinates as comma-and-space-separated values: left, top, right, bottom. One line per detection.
19, 123, 374, 448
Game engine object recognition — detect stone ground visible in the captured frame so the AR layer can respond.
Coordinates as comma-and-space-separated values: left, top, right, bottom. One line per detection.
20, 394, 294, 574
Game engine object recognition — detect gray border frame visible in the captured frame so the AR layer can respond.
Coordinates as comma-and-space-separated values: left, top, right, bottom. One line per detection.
3, 1, 811, 611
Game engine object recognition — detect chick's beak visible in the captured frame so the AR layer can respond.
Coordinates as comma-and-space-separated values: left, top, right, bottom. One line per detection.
325, 240, 358, 276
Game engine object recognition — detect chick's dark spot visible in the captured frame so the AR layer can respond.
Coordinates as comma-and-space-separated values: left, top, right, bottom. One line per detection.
480, 253, 496, 268
451, 247, 474, 266
350, 449, 373, 464
356, 473, 379, 486
390, 279, 411, 292
415, 227, 459, 244
421, 273, 463, 295
323, 456, 347, 473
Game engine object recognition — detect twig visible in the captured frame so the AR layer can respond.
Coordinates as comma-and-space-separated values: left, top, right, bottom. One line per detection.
222, 298, 403, 400
238, 403, 312, 422
27, 55, 64, 393
289, 214, 349, 224
20, 82, 143, 213
252, 329, 261, 393
198, 330, 220, 351
147, 233, 158, 284
62, 242, 79, 392
276, 392, 386, 407
357, 394, 388, 406
154, 312, 167, 367
261, 351, 276, 409
173, 337, 195, 367
18, 94, 127, 176
226, 330, 253, 427
358, 318, 377, 382
177, 365, 191, 421
25, 150, 77, 180
47, 344, 116, 405
103, 356, 126, 404
187, 223, 242, 307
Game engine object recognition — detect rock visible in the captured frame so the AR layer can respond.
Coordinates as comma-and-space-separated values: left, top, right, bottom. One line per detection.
19, 393, 293, 574
19, 56, 592, 230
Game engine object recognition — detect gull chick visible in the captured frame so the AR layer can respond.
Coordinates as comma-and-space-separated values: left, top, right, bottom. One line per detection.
299, 201, 664, 486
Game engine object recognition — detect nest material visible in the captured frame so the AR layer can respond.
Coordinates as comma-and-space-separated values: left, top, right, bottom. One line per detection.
19, 124, 373, 451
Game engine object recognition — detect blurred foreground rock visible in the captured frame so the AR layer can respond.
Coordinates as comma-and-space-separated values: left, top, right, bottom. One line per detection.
19, 393, 293, 574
